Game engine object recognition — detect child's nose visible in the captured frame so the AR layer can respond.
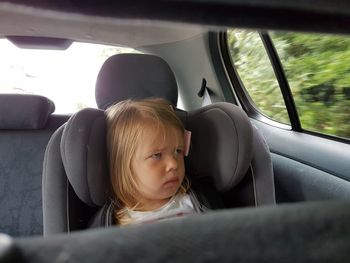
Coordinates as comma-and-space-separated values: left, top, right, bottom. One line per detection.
166, 155, 178, 171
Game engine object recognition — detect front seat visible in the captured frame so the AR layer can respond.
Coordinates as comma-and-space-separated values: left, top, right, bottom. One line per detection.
42, 54, 275, 235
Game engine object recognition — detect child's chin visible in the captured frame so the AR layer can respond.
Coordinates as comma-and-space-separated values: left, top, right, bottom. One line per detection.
162, 185, 181, 197
164, 179, 182, 190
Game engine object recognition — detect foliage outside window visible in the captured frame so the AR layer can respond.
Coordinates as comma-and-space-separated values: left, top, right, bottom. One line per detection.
227, 29, 290, 124
227, 29, 350, 139
270, 32, 350, 139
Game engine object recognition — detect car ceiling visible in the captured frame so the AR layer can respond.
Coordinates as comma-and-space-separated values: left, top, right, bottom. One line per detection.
1, 0, 350, 48
0, 3, 206, 47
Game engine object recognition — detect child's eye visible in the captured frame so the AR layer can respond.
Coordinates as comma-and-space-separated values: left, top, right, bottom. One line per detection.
151, 152, 162, 160
175, 148, 183, 156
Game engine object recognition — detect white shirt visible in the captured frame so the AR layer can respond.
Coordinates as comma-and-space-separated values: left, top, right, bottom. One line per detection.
126, 193, 196, 224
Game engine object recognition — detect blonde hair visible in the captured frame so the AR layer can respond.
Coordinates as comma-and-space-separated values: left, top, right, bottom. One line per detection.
105, 98, 189, 225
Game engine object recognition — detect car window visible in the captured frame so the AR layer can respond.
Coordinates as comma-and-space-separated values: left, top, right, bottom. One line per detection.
0, 39, 140, 114
226, 29, 350, 140
226, 29, 290, 124
270, 31, 350, 139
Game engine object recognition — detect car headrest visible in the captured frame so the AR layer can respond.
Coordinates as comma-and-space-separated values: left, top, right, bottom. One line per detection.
61, 102, 253, 206
95, 54, 178, 110
0, 94, 55, 129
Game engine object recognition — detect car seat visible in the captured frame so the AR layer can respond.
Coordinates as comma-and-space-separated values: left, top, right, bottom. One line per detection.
42, 54, 275, 235
0, 94, 58, 236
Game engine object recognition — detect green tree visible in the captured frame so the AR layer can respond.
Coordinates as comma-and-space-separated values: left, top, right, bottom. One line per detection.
271, 32, 350, 138
227, 29, 350, 139
227, 30, 290, 124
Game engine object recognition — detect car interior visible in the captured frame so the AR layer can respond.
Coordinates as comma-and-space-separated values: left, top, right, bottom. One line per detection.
42, 53, 275, 234
0, 0, 350, 262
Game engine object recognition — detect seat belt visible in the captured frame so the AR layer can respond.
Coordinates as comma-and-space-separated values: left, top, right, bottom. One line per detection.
198, 78, 221, 107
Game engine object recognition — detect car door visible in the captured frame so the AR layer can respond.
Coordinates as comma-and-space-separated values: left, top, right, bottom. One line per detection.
216, 29, 350, 203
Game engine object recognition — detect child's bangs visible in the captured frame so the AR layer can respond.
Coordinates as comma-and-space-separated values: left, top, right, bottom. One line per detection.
137, 115, 183, 149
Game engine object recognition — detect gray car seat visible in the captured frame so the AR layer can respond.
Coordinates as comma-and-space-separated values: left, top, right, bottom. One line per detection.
0, 94, 66, 236
42, 54, 275, 235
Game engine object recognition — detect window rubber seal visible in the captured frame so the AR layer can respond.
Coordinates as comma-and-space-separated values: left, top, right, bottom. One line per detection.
260, 32, 302, 131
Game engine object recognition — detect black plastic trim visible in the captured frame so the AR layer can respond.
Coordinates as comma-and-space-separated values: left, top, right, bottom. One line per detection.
260, 32, 301, 131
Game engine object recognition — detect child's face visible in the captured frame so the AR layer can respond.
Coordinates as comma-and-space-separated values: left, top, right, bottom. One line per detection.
131, 124, 185, 211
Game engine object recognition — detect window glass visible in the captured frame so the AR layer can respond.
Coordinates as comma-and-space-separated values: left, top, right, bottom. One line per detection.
0, 39, 140, 114
270, 32, 350, 139
226, 29, 290, 124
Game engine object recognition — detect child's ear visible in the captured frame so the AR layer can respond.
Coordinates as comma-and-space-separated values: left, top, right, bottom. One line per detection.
184, 129, 191, 157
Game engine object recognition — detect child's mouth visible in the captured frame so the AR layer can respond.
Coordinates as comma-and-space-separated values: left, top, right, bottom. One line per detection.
163, 178, 179, 186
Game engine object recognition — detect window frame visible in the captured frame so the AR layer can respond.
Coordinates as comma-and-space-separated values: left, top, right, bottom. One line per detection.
218, 31, 291, 129
219, 30, 350, 144
259, 31, 301, 131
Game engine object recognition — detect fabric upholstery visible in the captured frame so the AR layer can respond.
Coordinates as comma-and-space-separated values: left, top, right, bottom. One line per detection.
95, 54, 178, 109
0, 131, 50, 236
16, 201, 350, 263
56, 102, 253, 210
0, 115, 68, 237
42, 126, 69, 235
60, 109, 108, 207
185, 103, 254, 192
0, 94, 55, 129
251, 126, 276, 205
43, 110, 109, 235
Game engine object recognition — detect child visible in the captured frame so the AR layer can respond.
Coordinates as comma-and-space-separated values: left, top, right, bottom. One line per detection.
105, 98, 206, 226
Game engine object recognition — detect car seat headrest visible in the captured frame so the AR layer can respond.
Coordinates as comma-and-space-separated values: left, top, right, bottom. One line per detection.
61, 102, 253, 207
61, 108, 108, 206
0, 94, 55, 129
95, 54, 178, 110
184, 103, 254, 191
